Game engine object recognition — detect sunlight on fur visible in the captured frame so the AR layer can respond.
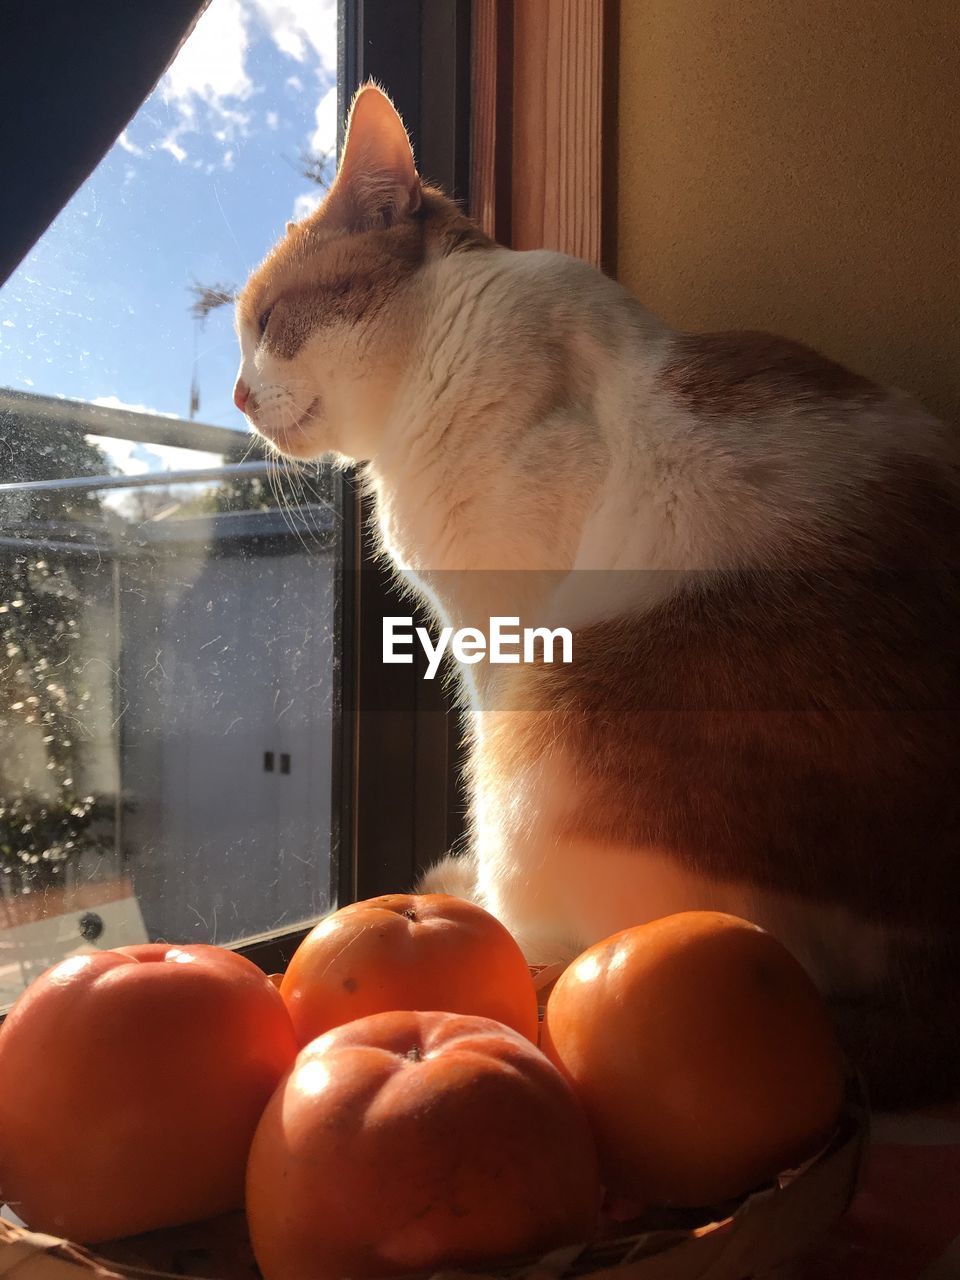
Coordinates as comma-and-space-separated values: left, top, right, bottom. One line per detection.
233, 84, 960, 1107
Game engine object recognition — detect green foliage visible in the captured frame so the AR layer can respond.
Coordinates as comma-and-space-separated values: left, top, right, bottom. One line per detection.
0, 409, 337, 900
0, 793, 115, 891
0, 415, 111, 528
0, 421, 116, 891
219, 435, 335, 515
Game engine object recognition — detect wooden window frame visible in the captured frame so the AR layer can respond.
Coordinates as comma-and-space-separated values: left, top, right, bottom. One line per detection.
470, 0, 620, 273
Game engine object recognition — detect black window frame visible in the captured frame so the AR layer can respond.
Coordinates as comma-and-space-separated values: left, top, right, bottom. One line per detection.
0, 0, 472, 983
251, 0, 473, 973
338, 0, 472, 896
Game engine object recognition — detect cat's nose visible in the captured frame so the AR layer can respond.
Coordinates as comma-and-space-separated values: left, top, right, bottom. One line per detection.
233, 379, 250, 412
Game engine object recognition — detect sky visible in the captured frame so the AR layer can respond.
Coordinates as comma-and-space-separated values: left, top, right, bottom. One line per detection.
0, 0, 338, 476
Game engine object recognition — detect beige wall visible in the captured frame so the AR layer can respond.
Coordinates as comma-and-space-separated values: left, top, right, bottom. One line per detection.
617, 1, 960, 425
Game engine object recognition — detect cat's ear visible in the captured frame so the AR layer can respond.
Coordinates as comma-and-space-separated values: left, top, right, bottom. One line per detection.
323, 83, 421, 232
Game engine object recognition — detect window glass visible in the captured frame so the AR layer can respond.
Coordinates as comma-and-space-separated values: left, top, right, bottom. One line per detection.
0, 0, 339, 1004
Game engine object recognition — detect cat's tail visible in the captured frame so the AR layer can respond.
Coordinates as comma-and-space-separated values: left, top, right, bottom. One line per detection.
416, 851, 481, 902
415, 853, 582, 969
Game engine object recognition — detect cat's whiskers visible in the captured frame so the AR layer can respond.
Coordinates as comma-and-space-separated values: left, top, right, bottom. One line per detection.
261, 401, 330, 555
265, 450, 310, 555
282, 455, 328, 555
275, 455, 311, 554
237, 431, 261, 464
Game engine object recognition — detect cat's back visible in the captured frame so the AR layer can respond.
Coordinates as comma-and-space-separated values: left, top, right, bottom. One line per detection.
610, 322, 959, 573
512, 325, 960, 927
655, 328, 953, 458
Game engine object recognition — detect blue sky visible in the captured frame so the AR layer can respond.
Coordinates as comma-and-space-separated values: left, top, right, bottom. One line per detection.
0, 0, 337, 450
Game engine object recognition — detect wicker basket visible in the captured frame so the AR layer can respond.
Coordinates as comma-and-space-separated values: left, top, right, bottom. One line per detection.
0, 961, 868, 1280
0, 1073, 866, 1280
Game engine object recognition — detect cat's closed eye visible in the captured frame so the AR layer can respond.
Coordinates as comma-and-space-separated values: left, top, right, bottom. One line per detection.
258, 305, 274, 336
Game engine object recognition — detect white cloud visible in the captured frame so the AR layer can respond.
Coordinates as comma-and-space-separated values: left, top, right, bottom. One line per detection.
154, 445, 225, 472
86, 428, 225, 517
223, 149, 235, 171
116, 130, 143, 156
291, 190, 323, 221
87, 402, 226, 471
249, 0, 337, 74
161, 0, 253, 110
309, 84, 338, 158
215, 104, 253, 135
86, 424, 224, 478
159, 136, 188, 163
151, 0, 258, 165
89, 396, 179, 421
113, 0, 337, 175
288, 86, 337, 218
86, 436, 151, 477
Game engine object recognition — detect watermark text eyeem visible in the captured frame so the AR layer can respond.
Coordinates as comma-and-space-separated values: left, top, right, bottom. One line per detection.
383, 616, 574, 680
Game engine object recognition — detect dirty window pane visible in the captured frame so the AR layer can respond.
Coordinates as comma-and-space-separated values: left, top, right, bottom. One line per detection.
0, 0, 339, 1005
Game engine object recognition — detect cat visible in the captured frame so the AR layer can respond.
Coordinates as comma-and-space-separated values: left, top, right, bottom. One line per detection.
234, 84, 960, 1108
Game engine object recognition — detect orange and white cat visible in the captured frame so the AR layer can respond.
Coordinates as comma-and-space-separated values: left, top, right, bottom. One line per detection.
234, 86, 960, 1106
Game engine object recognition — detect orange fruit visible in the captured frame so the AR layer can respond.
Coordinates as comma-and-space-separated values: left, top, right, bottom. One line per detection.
541, 912, 844, 1207
279, 893, 538, 1045
246, 1009, 601, 1280
0, 944, 297, 1242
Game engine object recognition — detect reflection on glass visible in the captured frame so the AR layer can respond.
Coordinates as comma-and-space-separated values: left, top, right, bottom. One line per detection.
0, 395, 337, 1004
0, 0, 340, 1003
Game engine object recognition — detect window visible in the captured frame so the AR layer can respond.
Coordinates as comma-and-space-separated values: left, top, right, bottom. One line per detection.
0, 0, 472, 1003
0, 0, 342, 1001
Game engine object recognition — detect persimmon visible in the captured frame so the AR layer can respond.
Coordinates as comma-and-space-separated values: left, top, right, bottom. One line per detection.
541, 912, 844, 1208
0, 943, 297, 1242
279, 893, 538, 1045
246, 1009, 601, 1280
